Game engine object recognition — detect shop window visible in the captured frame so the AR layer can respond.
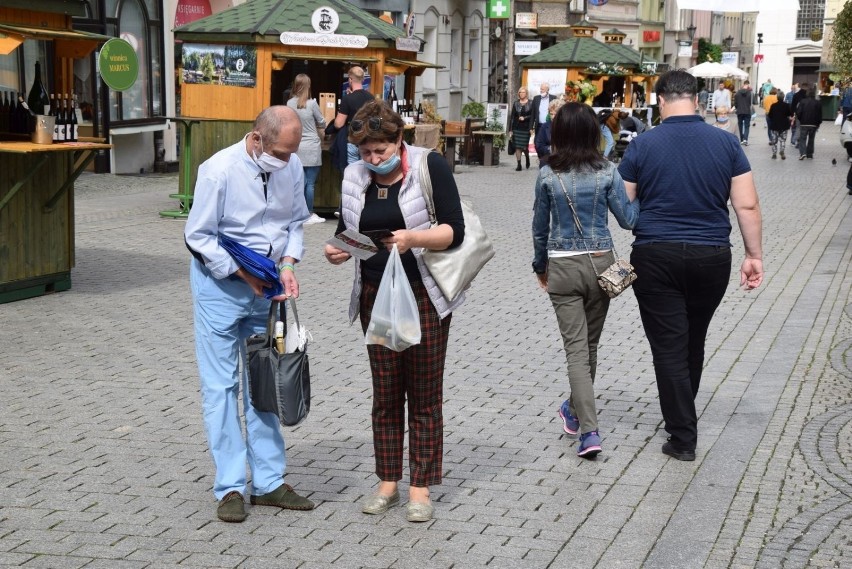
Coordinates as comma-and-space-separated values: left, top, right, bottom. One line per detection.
423, 26, 437, 92
450, 28, 461, 87
796, 0, 826, 41
102, 0, 164, 122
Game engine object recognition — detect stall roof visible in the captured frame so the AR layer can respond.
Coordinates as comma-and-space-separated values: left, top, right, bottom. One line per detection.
519, 36, 648, 68
174, 0, 410, 45
0, 0, 88, 17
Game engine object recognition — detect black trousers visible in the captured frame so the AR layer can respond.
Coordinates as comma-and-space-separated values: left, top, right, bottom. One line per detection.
847, 162, 852, 192
797, 126, 817, 157
631, 243, 732, 451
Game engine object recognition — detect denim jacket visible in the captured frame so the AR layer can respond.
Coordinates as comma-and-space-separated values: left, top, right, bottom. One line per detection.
532, 162, 638, 274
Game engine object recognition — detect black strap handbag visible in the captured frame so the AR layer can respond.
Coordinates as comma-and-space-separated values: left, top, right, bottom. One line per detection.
246, 298, 310, 427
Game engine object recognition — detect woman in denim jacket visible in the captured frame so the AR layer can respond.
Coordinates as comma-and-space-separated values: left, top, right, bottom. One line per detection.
531, 103, 639, 458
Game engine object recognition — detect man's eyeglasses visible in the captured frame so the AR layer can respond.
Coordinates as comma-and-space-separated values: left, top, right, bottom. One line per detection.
350, 116, 383, 133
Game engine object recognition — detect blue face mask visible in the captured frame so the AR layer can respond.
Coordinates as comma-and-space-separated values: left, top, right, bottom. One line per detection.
364, 152, 401, 175
716, 116, 729, 123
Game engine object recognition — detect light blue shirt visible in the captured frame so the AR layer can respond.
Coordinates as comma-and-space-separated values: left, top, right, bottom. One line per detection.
184, 135, 309, 279
539, 96, 550, 123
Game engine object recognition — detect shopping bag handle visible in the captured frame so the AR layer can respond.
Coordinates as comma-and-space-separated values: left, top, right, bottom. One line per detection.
265, 298, 301, 342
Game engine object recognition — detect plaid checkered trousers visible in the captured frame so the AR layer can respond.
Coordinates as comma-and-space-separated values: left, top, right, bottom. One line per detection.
359, 279, 452, 487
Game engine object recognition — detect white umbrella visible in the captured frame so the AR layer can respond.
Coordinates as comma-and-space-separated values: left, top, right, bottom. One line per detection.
676, 0, 799, 9
720, 64, 749, 80
688, 62, 733, 79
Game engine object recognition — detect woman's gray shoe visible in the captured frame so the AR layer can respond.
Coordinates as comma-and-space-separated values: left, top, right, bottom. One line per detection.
362, 490, 400, 514
406, 500, 434, 522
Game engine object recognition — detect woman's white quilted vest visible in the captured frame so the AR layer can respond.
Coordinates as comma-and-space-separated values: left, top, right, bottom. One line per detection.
341, 143, 465, 322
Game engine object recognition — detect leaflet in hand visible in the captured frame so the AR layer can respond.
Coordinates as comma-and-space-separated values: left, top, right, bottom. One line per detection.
326, 229, 386, 261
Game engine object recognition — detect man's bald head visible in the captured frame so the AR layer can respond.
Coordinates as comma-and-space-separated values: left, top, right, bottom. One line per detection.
253, 105, 300, 145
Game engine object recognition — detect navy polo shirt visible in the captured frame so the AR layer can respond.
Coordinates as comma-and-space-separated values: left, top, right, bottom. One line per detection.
618, 114, 751, 247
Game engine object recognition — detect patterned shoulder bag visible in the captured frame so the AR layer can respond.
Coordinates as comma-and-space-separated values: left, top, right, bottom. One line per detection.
553, 171, 637, 298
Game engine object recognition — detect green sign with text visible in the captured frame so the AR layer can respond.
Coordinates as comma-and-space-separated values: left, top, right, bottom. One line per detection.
99, 38, 139, 91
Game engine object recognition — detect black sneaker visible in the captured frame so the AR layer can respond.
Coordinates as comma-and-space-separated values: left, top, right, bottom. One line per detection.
771, 153, 776, 159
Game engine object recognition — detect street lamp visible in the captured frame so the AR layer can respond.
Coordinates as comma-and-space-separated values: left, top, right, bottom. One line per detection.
755, 33, 763, 103
723, 35, 734, 50
687, 24, 697, 42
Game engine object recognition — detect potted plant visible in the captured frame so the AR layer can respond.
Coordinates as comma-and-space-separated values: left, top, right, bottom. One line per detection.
484, 106, 506, 165
461, 101, 486, 119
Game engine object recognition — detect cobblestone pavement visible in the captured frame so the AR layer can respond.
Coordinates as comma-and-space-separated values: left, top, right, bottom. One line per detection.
1, 120, 851, 569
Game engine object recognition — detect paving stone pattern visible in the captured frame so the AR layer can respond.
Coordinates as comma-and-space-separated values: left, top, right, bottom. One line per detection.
1, 122, 851, 568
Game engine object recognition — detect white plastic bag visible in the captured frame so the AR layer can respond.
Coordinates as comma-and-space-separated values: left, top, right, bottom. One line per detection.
365, 244, 421, 352
835, 112, 844, 126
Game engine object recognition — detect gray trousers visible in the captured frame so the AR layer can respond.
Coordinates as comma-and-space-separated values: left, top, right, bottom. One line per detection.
547, 252, 614, 434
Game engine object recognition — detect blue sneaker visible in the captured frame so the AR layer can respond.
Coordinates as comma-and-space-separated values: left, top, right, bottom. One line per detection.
558, 400, 579, 435
577, 431, 602, 459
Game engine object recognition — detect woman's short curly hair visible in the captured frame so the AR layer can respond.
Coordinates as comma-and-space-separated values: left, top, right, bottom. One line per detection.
348, 100, 405, 145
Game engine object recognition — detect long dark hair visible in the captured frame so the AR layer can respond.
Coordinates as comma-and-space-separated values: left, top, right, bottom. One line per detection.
548, 102, 607, 172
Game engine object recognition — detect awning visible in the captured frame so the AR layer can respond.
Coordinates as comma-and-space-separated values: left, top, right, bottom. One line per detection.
0, 24, 111, 57
385, 57, 443, 76
386, 58, 442, 69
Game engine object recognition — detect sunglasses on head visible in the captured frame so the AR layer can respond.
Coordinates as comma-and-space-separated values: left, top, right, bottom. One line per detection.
350, 116, 383, 133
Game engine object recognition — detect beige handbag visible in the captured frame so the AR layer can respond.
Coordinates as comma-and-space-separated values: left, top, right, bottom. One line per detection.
419, 153, 495, 301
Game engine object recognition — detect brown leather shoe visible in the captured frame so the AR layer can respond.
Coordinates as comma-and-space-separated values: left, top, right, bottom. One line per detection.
217, 491, 247, 523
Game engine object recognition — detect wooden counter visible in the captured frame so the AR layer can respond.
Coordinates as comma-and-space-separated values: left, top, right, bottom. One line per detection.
0, 139, 112, 303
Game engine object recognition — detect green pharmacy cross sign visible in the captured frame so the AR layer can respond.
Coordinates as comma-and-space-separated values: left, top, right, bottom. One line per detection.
487, 0, 509, 19
98, 38, 139, 92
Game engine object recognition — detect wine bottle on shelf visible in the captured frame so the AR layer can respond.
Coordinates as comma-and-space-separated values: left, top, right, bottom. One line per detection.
48, 94, 57, 142
9, 93, 18, 133
416, 101, 423, 123
0, 92, 8, 133
69, 94, 78, 142
27, 61, 51, 116
389, 83, 398, 113
56, 95, 67, 142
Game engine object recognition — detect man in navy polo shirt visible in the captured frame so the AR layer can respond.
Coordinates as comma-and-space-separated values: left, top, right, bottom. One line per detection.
618, 70, 764, 462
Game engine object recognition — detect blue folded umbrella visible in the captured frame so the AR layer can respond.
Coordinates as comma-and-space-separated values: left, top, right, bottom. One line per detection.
218, 235, 283, 299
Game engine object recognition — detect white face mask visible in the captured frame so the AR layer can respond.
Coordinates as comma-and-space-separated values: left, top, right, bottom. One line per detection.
252, 135, 288, 172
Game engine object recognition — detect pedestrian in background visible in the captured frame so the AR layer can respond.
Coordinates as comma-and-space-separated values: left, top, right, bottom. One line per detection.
698, 86, 709, 116
762, 88, 778, 143
323, 101, 465, 523
533, 98, 565, 167
734, 81, 754, 145
509, 87, 533, 171
531, 82, 557, 135
795, 88, 822, 160
287, 73, 327, 224
185, 106, 314, 523
532, 102, 639, 459
841, 82, 852, 127
767, 91, 793, 160
711, 106, 737, 136
790, 82, 808, 147
712, 83, 731, 113
618, 70, 764, 462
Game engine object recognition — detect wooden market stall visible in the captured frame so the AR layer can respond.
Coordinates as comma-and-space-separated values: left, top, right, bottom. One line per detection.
171, 0, 439, 216
519, 21, 658, 122
0, 0, 111, 303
